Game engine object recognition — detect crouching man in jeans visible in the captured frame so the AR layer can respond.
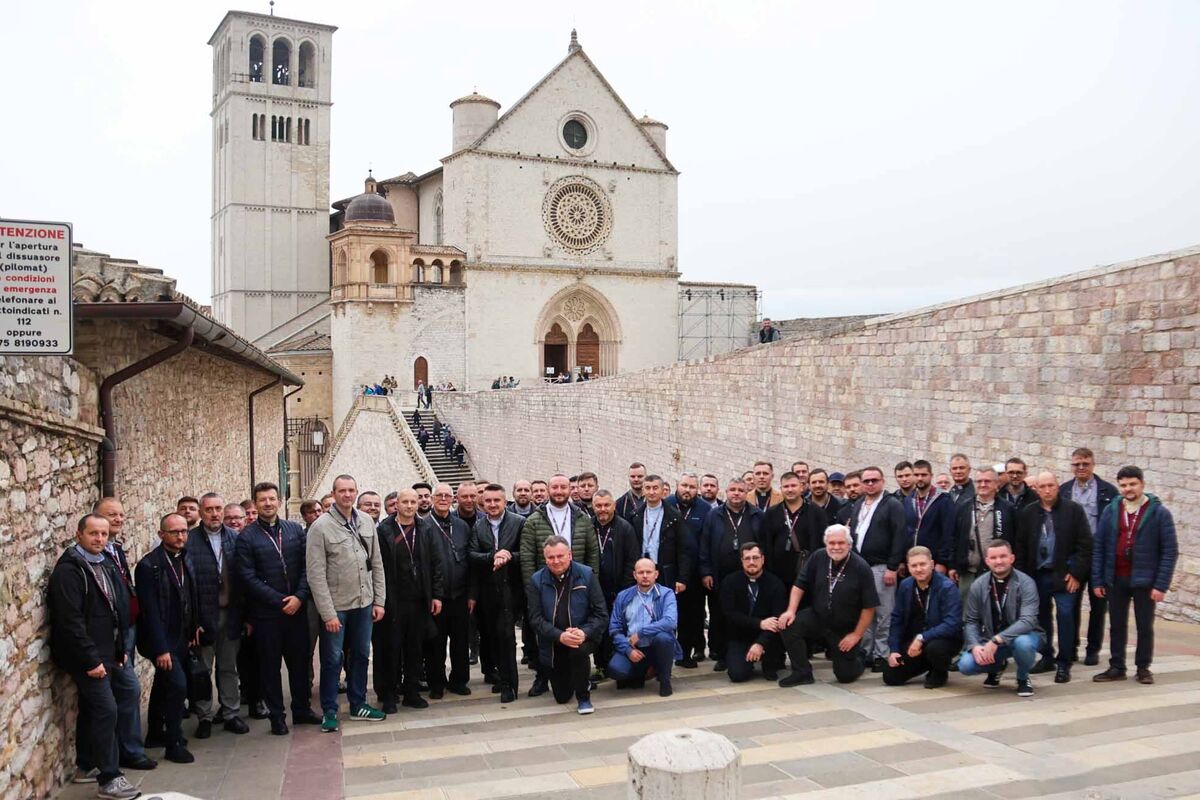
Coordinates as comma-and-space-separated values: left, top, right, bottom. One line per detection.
606, 558, 681, 697
884, 546, 962, 689
958, 539, 1044, 697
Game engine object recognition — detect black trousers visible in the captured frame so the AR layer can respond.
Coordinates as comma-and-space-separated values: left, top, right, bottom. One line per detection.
238, 629, 262, 706
725, 637, 782, 683
429, 595, 470, 690
149, 645, 189, 746
1074, 576, 1108, 656
73, 668, 121, 783
374, 599, 432, 702
550, 639, 597, 703
478, 593, 519, 692
881, 638, 961, 685
677, 583, 707, 659
707, 574, 731, 659
1108, 577, 1156, 670
524, 607, 548, 681
254, 611, 312, 719
781, 608, 866, 684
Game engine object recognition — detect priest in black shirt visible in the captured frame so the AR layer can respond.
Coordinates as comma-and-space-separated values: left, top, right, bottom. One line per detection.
778, 524, 879, 685
718, 542, 787, 682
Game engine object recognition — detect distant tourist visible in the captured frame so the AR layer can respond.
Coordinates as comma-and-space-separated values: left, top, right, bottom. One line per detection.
758, 318, 781, 343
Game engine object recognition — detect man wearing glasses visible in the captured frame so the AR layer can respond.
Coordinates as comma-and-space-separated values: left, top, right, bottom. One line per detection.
1003, 458, 1037, 510
424, 483, 473, 699
1061, 448, 1117, 666
844, 467, 907, 672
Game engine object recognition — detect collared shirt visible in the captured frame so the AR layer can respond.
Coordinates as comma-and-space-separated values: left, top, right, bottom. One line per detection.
624, 585, 658, 638
1072, 478, 1099, 534
546, 503, 572, 544
1037, 507, 1056, 570
642, 503, 664, 562
855, 496, 880, 552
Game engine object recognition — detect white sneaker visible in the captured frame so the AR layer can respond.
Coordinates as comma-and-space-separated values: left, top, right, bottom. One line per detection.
97, 775, 141, 800
72, 768, 99, 784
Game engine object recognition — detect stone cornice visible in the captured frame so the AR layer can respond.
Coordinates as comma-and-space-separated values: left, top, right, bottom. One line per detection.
442, 148, 676, 176
468, 262, 679, 280
0, 396, 105, 443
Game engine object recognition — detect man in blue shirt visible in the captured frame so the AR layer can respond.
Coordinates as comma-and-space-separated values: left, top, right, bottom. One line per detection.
607, 559, 681, 696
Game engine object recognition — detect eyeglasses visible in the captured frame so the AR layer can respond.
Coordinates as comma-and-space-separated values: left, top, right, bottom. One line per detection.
862, 478, 882, 484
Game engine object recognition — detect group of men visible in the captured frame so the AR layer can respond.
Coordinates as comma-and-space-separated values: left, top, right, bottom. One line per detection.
48, 450, 1178, 800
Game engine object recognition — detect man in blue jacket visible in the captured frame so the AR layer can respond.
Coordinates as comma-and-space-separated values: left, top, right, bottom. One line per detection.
884, 546, 962, 689
665, 473, 711, 668
1061, 447, 1119, 665
904, 460, 956, 569
607, 558, 681, 696
1092, 466, 1178, 685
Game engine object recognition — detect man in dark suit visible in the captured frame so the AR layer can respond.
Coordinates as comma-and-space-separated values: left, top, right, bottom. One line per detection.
719, 542, 787, 682
699, 478, 763, 671
469, 484, 527, 703
845, 466, 907, 671
1016, 472, 1091, 683
903, 460, 957, 570
234, 482, 319, 734
615, 462, 647, 521
424, 483, 472, 699
629, 475, 690, 593
376, 488, 444, 711
760, 471, 824, 587
665, 473, 711, 667
1061, 447, 1118, 665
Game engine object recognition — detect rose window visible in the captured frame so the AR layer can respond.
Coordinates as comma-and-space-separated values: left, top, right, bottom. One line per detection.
543, 177, 612, 254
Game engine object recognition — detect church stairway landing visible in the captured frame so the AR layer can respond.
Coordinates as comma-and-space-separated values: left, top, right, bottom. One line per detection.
396, 404, 476, 488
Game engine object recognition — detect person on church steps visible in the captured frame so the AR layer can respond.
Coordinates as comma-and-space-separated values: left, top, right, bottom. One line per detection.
778, 525, 878, 686
1092, 465, 1178, 685
607, 558, 681, 696
761, 471, 824, 588
957, 539, 1044, 697
720, 542, 787, 682
665, 472, 711, 667
49, 514, 141, 799
525, 536, 609, 715
137, 513, 206, 764
884, 547, 962, 689
424, 483, 473, 699
699, 478, 763, 671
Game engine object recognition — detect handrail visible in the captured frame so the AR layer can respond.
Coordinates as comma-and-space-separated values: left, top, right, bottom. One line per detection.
386, 398, 438, 484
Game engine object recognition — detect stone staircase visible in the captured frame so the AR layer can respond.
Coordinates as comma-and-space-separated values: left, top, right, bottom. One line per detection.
397, 405, 476, 488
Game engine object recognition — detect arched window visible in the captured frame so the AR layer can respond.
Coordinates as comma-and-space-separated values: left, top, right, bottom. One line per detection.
334, 249, 348, 285
430, 260, 444, 284
411, 259, 425, 283
370, 250, 389, 284
304, 118, 311, 145
270, 115, 278, 141
252, 115, 258, 140
448, 260, 463, 285
433, 189, 444, 245
286, 117, 292, 143
272, 38, 291, 85
249, 35, 265, 82
298, 41, 316, 88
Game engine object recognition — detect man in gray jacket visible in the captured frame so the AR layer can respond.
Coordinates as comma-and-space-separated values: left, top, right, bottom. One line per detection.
957, 539, 1045, 697
306, 474, 387, 731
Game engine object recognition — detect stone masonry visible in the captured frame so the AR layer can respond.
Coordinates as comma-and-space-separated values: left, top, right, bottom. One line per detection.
434, 245, 1200, 621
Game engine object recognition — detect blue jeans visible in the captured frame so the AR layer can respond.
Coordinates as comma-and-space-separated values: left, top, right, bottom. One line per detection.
111, 626, 146, 758
606, 632, 677, 686
319, 605, 373, 715
1035, 571, 1078, 668
958, 632, 1044, 681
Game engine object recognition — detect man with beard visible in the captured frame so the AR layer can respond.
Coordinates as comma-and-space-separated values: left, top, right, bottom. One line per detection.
412, 483, 434, 519
761, 471, 824, 587
665, 473, 711, 667
833, 472, 862, 523
699, 474, 722, 509
575, 472, 599, 518
806, 469, 843, 527
616, 463, 647, 521
699, 478, 762, 671
468, 484, 528, 703
423, 484, 472, 699
720, 543, 787, 682
904, 460, 956, 571
508, 480, 537, 518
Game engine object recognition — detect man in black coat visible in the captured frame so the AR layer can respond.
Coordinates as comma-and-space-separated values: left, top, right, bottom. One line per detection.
719, 542, 787, 682
136, 513, 205, 763
424, 483, 472, 698
951, 468, 1016, 607
1061, 447, 1119, 665
591, 490, 639, 673
1016, 472, 1091, 683
468, 484, 527, 703
699, 478, 762, 671
664, 473, 711, 667
234, 482, 319, 734
806, 469, 844, 528
615, 462, 647, 522
845, 467, 907, 671
375, 488, 445, 711
49, 514, 140, 798
761, 471, 825, 587
629, 475, 690, 592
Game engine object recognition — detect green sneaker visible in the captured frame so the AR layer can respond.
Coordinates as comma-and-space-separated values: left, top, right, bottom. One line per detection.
321, 712, 339, 733
349, 704, 386, 722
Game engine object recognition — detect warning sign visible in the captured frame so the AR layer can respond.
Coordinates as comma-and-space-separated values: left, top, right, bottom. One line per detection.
0, 218, 73, 355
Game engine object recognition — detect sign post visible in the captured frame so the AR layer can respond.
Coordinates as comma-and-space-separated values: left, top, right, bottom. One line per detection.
0, 218, 73, 355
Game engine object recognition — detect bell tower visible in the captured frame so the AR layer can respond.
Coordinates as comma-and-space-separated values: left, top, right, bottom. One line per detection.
208, 10, 336, 342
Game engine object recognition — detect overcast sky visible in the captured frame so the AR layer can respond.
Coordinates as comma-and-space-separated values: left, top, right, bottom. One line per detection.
5, 1, 1198, 318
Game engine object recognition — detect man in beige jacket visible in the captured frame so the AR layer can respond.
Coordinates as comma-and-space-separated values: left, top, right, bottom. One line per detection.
306, 474, 387, 731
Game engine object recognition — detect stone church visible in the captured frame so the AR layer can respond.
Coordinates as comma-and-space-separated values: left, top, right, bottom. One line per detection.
208, 10, 758, 434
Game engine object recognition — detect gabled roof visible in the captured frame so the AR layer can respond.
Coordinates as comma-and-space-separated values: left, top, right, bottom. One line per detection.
461, 43, 676, 173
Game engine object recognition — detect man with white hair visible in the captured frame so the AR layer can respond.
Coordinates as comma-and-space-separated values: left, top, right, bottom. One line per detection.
777, 525, 879, 686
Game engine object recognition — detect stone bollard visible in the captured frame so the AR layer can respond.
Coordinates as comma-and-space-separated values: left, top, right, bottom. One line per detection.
627, 728, 741, 799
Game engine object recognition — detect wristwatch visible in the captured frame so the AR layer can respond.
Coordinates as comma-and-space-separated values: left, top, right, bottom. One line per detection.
914, 634, 924, 642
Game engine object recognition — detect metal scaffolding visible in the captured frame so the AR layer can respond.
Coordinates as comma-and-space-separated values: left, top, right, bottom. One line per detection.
677, 284, 761, 361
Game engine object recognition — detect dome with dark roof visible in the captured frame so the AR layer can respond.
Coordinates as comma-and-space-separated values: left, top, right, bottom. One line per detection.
450, 91, 500, 110
344, 192, 394, 224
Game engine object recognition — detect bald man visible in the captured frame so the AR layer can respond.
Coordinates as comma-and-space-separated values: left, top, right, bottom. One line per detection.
606, 559, 681, 696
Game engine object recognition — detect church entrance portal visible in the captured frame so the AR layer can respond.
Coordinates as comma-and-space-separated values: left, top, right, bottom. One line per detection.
535, 286, 622, 382
543, 323, 569, 378
413, 356, 428, 389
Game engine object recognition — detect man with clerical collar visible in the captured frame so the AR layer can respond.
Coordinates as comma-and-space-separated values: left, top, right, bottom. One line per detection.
1062, 447, 1118, 666
806, 469, 843, 527
699, 473, 722, 509
883, 546, 962, 689
1092, 465, 1178, 685
355, 491, 382, 524
751, 461, 783, 512
235, 482, 319, 734
137, 513, 205, 763
525, 536, 609, 715
306, 475, 387, 731
948, 454, 975, 505
951, 468, 1016, 607
187, 492, 248, 738
665, 473, 711, 667
374, 488, 445, 712
904, 460, 956, 572
719, 543, 787, 682
412, 483, 434, 519
957, 539, 1043, 697
616, 462, 647, 521
507, 480, 537, 517
761, 471, 824, 589
468, 484, 528, 703
778, 525, 878, 685
1016, 471, 1090, 683
423, 483, 472, 700
607, 559, 681, 696
699, 478, 763, 672
592, 490, 638, 632
575, 472, 599, 518
520, 474, 599, 697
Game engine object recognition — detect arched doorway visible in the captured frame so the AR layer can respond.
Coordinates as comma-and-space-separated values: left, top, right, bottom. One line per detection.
543, 323, 568, 379
413, 356, 428, 389
576, 323, 600, 377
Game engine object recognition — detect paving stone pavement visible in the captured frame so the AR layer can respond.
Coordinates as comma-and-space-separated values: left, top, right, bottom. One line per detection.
56, 618, 1200, 800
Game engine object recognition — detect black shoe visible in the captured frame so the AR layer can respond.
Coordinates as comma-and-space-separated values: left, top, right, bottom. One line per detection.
1084, 651, 1100, 667
292, 710, 323, 725
500, 687, 517, 703
223, 716, 249, 734
762, 668, 779, 681
119, 754, 157, 770
429, 687, 444, 700
1030, 657, 1055, 675
948, 659, 960, 672
165, 745, 195, 764
677, 657, 698, 669
659, 683, 673, 698
382, 701, 398, 714
519, 655, 529, 665
416, 682, 430, 693
871, 657, 886, 673
142, 733, 166, 750
924, 673, 948, 689
1055, 667, 1071, 684
195, 720, 212, 740
249, 702, 270, 720
269, 717, 289, 736
694, 652, 707, 663
713, 660, 727, 672
1069, 652, 1079, 664
468, 655, 479, 666
1093, 667, 1128, 682
402, 694, 429, 709
483, 672, 498, 685
1136, 668, 1155, 685
778, 671, 814, 687
447, 684, 472, 696
1016, 678, 1034, 697
983, 673, 1002, 688
491, 684, 502, 693
528, 678, 549, 697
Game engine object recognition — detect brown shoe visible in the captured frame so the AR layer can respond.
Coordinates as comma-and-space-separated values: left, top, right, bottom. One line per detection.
1136, 668, 1154, 685
1092, 667, 1127, 682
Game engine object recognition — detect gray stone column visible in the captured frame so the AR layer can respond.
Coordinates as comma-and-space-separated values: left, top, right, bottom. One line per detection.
627, 728, 740, 799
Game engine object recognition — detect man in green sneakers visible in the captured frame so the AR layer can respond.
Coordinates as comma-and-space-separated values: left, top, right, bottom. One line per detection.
306, 474, 388, 731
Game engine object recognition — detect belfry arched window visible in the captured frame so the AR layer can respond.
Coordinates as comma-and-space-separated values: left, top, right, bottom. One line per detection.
298, 42, 315, 88
248, 35, 265, 82
370, 250, 389, 284
272, 38, 291, 85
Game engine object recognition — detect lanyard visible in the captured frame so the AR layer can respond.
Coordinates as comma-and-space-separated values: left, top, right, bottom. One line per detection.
643, 508, 662, 557
915, 492, 931, 529
638, 588, 657, 620
826, 556, 849, 610
914, 583, 930, 615
548, 506, 571, 539
747, 580, 759, 608
595, 522, 613, 554
164, 553, 185, 591
107, 546, 131, 588
990, 577, 1009, 620
1123, 503, 1146, 532
784, 505, 802, 552
260, 521, 288, 587
725, 509, 745, 549
87, 562, 116, 613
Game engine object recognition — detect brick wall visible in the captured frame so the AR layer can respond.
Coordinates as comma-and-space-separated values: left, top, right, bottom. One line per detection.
435, 246, 1200, 621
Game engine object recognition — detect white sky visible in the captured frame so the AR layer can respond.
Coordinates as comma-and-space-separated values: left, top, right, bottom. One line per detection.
4, 0, 1198, 318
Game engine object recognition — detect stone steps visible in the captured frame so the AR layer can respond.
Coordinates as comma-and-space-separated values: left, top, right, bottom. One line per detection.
399, 407, 475, 488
